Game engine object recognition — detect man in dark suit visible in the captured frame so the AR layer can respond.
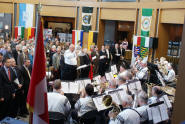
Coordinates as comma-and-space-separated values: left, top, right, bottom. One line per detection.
105, 45, 112, 72
111, 43, 121, 65
10, 58, 25, 117
99, 45, 107, 77
0, 52, 3, 67
0, 57, 17, 120
20, 59, 32, 115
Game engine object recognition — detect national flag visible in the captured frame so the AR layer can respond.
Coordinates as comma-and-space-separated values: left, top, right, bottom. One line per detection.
140, 47, 149, 58
88, 31, 98, 50
27, 27, 35, 40
19, 3, 34, 28
82, 7, 93, 32
141, 8, 153, 37
72, 30, 84, 47
14, 26, 24, 39
27, 20, 49, 124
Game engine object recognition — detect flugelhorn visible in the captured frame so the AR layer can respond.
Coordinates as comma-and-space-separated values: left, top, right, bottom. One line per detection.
102, 95, 121, 115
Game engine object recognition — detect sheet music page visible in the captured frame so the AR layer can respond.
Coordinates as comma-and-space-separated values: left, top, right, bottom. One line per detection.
114, 65, 117, 74
84, 79, 91, 86
128, 83, 136, 94
109, 91, 122, 105
93, 75, 101, 84
163, 95, 172, 108
147, 108, 153, 121
111, 66, 115, 74
135, 81, 142, 91
92, 56, 96, 60
93, 95, 107, 111
159, 104, 169, 121
77, 64, 88, 70
79, 81, 85, 91
117, 89, 127, 98
61, 82, 69, 93
100, 55, 106, 59
14, 78, 20, 85
105, 73, 111, 81
69, 82, 79, 94
151, 106, 162, 124
109, 72, 114, 80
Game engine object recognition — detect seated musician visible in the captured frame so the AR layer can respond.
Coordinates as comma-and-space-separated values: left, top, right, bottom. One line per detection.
148, 86, 163, 104
164, 63, 176, 84
47, 79, 71, 116
117, 71, 130, 92
108, 94, 140, 124
75, 84, 96, 117
135, 91, 149, 123
136, 60, 148, 82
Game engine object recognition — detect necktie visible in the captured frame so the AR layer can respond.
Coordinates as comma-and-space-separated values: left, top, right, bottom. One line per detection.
8, 68, 11, 81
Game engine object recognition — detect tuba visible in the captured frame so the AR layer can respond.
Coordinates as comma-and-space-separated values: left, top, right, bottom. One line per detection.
102, 95, 121, 116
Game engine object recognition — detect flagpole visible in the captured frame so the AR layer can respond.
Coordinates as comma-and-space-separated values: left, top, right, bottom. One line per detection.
29, 2, 42, 124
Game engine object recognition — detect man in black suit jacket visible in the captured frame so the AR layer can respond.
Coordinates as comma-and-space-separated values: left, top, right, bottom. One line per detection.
111, 43, 121, 65
20, 59, 32, 115
105, 45, 112, 72
0, 57, 17, 120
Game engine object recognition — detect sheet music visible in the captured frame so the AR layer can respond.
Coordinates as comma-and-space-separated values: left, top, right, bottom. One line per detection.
159, 104, 169, 121
159, 95, 172, 108
77, 64, 89, 70
69, 82, 79, 94
128, 83, 136, 94
151, 106, 162, 124
156, 70, 166, 86
109, 72, 114, 80
100, 55, 106, 59
93, 95, 107, 111
109, 91, 122, 105
93, 75, 101, 83
135, 81, 142, 91
84, 79, 91, 86
61, 82, 69, 93
79, 80, 85, 91
92, 56, 96, 60
105, 73, 111, 81
147, 108, 153, 121
14, 78, 20, 85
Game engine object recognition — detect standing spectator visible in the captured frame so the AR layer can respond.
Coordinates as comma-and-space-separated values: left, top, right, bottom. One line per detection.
112, 43, 121, 66
99, 45, 107, 77
0, 57, 17, 119
20, 59, 32, 115
49, 45, 56, 66
17, 46, 30, 68
105, 44, 111, 72
0, 53, 3, 67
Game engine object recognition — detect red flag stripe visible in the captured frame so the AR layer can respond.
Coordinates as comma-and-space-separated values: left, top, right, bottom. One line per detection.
72, 30, 75, 45
15, 27, 18, 39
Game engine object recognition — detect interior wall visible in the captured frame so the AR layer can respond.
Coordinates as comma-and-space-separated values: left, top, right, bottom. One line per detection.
104, 20, 116, 42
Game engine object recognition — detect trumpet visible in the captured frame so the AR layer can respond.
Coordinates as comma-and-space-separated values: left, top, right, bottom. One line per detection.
102, 95, 121, 116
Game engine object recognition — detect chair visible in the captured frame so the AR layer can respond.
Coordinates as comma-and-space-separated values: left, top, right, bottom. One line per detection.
79, 110, 101, 124
48, 112, 67, 124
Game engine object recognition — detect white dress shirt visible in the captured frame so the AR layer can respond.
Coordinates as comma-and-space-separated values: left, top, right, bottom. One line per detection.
106, 49, 110, 59
136, 67, 148, 80
64, 49, 77, 66
135, 105, 148, 122
47, 92, 71, 115
109, 109, 140, 124
75, 96, 96, 117
164, 69, 175, 82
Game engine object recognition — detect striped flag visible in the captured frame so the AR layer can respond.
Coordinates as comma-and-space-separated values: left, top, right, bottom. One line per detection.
88, 31, 98, 50
19, 3, 34, 28
27, 27, 35, 40
72, 30, 84, 47
141, 8, 153, 37
27, 20, 49, 124
140, 47, 149, 58
82, 7, 93, 32
15, 26, 24, 39
134, 46, 140, 57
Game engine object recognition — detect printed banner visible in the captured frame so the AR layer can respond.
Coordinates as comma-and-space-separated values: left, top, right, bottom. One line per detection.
131, 35, 150, 65
82, 7, 93, 32
72, 30, 84, 48
141, 8, 153, 37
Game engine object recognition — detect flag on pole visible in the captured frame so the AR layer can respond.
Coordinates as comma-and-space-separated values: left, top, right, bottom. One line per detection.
72, 30, 84, 47
15, 26, 25, 39
141, 8, 153, 37
88, 31, 98, 50
27, 20, 49, 124
27, 27, 35, 40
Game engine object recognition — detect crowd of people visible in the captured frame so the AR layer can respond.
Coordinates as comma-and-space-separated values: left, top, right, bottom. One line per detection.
0, 37, 176, 124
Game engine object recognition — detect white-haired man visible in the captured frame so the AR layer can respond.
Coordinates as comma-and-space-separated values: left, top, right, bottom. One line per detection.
136, 60, 148, 80
109, 94, 140, 124
63, 44, 77, 80
164, 63, 176, 84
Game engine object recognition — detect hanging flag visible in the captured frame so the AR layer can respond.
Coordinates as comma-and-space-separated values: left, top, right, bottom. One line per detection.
87, 31, 98, 50
82, 7, 93, 32
19, 3, 34, 28
15, 26, 25, 39
27, 20, 49, 124
27, 27, 35, 40
141, 8, 153, 37
72, 30, 84, 47
131, 35, 150, 65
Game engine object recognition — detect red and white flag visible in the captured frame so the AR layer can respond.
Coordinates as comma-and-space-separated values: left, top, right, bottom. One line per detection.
27, 20, 49, 124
